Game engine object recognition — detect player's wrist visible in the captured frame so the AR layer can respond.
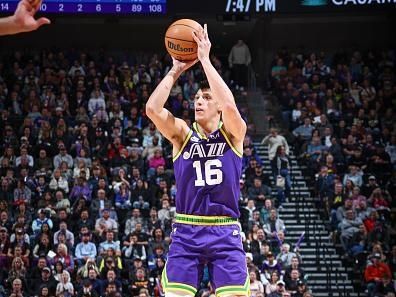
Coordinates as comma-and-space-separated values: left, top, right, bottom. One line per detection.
4, 15, 20, 35
168, 67, 182, 77
200, 57, 211, 65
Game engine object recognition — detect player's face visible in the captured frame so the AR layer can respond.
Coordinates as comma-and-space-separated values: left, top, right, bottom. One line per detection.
194, 89, 220, 122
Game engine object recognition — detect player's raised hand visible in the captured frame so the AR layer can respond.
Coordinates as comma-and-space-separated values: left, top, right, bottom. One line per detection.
192, 23, 211, 62
171, 57, 198, 74
13, 0, 51, 33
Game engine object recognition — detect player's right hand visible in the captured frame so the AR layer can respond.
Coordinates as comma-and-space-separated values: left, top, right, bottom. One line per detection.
14, 0, 51, 33
192, 24, 211, 62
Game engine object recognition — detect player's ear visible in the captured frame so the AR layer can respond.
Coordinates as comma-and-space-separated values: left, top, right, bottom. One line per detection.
217, 101, 222, 112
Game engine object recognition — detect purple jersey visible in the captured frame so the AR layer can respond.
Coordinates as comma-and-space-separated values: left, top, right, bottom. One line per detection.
173, 122, 242, 218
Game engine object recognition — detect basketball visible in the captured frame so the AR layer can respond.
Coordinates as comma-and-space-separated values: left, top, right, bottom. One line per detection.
30, 0, 42, 9
165, 19, 202, 61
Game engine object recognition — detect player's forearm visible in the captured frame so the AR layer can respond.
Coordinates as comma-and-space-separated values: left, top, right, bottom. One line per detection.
200, 58, 235, 108
146, 67, 181, 114
0, 16, 22, 36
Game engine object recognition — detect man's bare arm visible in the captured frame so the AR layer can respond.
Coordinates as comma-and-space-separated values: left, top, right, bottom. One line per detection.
193, 24, 246, 149
146, 58, 197, 148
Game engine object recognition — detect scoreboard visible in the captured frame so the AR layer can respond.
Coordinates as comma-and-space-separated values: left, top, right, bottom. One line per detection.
0, 0, 166, 14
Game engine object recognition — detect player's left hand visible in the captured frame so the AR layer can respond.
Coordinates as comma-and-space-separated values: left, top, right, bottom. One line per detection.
13, 0, 51, 33
171, 57, 198, 74
192, 23, 211, 62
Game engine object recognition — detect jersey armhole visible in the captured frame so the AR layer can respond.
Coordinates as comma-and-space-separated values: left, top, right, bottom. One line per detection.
172, 129, 193, 162
220, 127, 243, 158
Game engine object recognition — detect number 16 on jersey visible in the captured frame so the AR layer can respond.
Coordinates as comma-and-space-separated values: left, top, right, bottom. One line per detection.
192, 159, 223, 186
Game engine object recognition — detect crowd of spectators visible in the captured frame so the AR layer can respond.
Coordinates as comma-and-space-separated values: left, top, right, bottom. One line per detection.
270, 48, 395, 296
0, 47, 311, 297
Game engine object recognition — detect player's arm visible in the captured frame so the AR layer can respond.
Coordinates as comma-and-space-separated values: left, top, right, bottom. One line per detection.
193, 25, 247, 148
146, 58, 197, 148
0, 0, 50, 36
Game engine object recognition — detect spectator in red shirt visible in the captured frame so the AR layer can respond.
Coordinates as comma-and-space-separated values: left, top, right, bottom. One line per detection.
364, 253, 392, 297
107, 137, 125, 160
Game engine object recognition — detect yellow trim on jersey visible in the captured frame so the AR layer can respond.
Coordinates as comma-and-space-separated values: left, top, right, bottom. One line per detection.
216, 275, 250, 297
193, 122, 207, 140
219, 127, 243, 158
175, 213, 238, 226
172, 130, 193, 162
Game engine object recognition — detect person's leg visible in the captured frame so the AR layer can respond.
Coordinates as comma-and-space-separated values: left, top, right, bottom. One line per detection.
366, 281, 376, 297
235, 64, 245, 88
277, 187, 285, 207
209, 225, 250, 297
142, 202, 150, 209
132, 201, 140, 209
281, 169, 292, 202
330, 209, 338, 230
282, 111, 291, 129
340, 234, 350, 254
161, 224, 203, 297
241, 65, 248, 88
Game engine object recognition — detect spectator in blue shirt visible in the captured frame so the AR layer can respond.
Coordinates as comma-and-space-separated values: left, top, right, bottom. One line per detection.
31, 209, 53, 236
306, 136, 325, 166
74, 231, 97, 267
293, 117, 315, 142
99, 231, 121, 257
242, 146, 263, 172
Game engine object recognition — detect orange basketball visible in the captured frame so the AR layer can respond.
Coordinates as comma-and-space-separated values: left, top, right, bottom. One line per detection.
165, 19, 202, 61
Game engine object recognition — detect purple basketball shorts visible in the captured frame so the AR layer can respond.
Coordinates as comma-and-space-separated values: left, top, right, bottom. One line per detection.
161, 223, 249, 296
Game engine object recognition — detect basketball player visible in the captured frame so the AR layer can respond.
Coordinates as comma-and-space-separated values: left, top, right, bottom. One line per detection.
146, 24, 248, 297
0, 0, 50, 36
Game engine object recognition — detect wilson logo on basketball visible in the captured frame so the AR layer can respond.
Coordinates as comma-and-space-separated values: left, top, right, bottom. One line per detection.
167, 41, 194, 53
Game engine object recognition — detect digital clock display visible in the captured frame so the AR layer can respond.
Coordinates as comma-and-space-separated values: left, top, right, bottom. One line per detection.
0, 0, 166, 14
225, 0, 276, 13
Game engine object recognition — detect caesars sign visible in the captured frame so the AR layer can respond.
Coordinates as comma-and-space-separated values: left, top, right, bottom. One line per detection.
302, 0, 395, 6
223, 0, 395, 13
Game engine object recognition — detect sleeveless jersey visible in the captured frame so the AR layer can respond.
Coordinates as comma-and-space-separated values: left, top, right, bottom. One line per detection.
173, 122, 242, 218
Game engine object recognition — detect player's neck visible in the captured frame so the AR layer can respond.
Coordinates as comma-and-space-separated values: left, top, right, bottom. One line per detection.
195, 119, 221, 137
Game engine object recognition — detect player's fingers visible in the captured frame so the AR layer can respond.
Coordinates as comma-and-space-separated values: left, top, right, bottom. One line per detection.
31, 0, 43, 10
188, 58, 199, 66
19, 0, 33, 12
204, 24, 208, 39
192, 31, 201, 43
197, 27, 205, 40
36, 17, 51, 27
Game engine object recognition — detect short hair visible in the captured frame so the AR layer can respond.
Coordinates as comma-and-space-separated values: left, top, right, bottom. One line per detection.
199, 80, 210, 90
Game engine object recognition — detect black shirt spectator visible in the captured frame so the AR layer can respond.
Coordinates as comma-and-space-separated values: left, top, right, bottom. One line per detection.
33, 267, 57, 296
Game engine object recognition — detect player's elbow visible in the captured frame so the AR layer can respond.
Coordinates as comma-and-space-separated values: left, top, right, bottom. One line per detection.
145, 104, 157, 119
